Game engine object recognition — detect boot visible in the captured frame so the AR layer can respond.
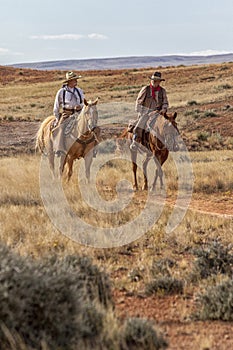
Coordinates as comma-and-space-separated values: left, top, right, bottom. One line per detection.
130, 133, 138, 151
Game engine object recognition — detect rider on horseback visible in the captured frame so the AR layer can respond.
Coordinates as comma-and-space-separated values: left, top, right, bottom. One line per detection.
52, 71, 85, 155
130, 71, 169, 151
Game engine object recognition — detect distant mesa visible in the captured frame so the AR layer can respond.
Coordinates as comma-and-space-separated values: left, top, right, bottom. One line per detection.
7, 53, 233, 71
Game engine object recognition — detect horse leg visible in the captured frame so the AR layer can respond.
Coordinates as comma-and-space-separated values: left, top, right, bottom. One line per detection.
84, 152, 93, 183
59, 153, 66, 178
46, 137, 56, 178
151, 157, 163, 191
142, 156, 150, 191
48, 151, 55, 178
65, 156, 74, 182
131, 150, 138, 191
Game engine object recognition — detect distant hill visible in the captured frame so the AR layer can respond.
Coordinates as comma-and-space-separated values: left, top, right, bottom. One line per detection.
8, 53, 233, 71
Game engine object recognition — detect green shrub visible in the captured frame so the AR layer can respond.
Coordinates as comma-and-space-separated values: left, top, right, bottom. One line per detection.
195, 279, 233, 321
187, 100, 198, 106
120, 318, 168, 350
192, 241, 233, 279
197, 131, 209, 141
216, 84, 232, 90
0, 244, 112, 349
145, 276, 184, 296
203, 110, 217, 118
150, 258, 176, 278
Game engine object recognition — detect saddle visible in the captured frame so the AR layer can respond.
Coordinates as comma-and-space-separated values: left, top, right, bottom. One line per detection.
128, 116, 159, 150
127, 119, 137, 133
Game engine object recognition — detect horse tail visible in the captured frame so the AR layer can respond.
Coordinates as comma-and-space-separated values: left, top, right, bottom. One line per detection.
119, 127, 130, 139
35, 116, 54, 153
115, 127, 131, 155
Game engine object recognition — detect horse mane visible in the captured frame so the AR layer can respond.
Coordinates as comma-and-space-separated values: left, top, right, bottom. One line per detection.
35, 115, 54, 152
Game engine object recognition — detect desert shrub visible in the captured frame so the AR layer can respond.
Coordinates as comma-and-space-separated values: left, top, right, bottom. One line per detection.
216, 83, 232, 90
195, 279, 233, 321
203, 110, 217, 118
150, 258, 176, 278
197, 131, 209, 141
0, 244, 112, 349
192, 241, 233, 280
145, 276, 184, 296
187, 100, 198, 106
184, 109, 201, 118
128, 267, 144, 282
120, 317, 168, 350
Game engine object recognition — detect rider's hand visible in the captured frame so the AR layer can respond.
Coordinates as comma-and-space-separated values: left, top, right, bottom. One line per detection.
75, 105, 82, 112
148, 111, 159, 117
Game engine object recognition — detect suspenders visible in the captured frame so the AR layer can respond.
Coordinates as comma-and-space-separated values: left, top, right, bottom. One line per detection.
62, 87, 83, 108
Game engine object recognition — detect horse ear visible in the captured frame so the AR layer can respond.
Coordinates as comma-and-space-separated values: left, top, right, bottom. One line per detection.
93, 97, 99, 105
84, 98, 88, 106
163, 112, 169, 119
173, 112, 177, 119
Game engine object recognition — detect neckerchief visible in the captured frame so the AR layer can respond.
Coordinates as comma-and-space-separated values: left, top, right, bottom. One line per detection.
150, 83, 161, 99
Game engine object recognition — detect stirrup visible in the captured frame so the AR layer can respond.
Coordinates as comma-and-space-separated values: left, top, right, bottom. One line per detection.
55, 150, 66, 157
130, 139, 138, 151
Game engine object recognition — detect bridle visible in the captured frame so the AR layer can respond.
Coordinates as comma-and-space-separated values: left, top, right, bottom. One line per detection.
75, 103, 99, 144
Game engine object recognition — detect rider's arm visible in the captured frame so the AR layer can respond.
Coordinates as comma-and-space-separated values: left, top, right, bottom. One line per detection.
135, 86, 147, 114
53, 89, 63, 120
161, 88, 169, 113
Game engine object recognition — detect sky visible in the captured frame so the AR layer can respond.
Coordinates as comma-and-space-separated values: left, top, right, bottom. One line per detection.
0, 0, 233, 65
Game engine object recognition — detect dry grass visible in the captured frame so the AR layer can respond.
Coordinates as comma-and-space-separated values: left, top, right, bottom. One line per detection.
1, 62, 233, 123
0, 153, 232, 257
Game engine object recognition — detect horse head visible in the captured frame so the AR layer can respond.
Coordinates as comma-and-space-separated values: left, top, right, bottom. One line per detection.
83, 98, 99, 131
162, 112, 179, 152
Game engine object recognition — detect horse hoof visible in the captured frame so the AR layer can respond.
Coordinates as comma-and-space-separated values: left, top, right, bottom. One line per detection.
150, 187, 156, 193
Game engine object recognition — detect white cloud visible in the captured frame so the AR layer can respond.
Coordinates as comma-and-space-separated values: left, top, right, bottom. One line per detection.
87, 33, 108, 40
0, 48, 9, 55
30, 33, 108, 40
165, 49, 233, 56
185, 49, 233, 56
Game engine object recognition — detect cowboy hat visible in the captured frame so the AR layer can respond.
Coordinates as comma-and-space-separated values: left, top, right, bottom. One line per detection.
149, 71, 165, 81
63, 71, 82, 83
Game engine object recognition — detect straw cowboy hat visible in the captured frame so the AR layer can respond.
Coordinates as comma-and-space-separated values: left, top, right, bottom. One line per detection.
63, 71, 82, 83
149, 71, 165, 81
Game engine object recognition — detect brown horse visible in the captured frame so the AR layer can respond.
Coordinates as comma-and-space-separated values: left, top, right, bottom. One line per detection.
117, 112, 179, 191
36, 98, 100, 181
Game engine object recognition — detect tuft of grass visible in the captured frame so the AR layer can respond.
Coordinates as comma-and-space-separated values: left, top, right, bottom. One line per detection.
120, 317, 168, 350
191, 241, 233, 279
145, 276, 184, 296
187, 100, 198, 106
203, 110, 217, 118
195, 279, 233, 321
150, 258, 176, 278
197, 131, 210, 141
0, 244, 112, 349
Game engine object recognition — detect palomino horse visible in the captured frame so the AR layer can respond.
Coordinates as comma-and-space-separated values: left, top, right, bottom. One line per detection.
118, 112, 179, 191
36, 98, 100, 181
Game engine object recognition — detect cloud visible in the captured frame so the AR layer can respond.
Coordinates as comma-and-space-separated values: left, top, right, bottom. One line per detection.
87, 33, 108, 40
165, 49, 233, 56
185, 49, 233, 56
0, 48, 9, 55
30, 33, 108, 40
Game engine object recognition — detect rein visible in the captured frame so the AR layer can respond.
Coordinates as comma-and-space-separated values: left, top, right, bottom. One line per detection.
76, 133, 96, 145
